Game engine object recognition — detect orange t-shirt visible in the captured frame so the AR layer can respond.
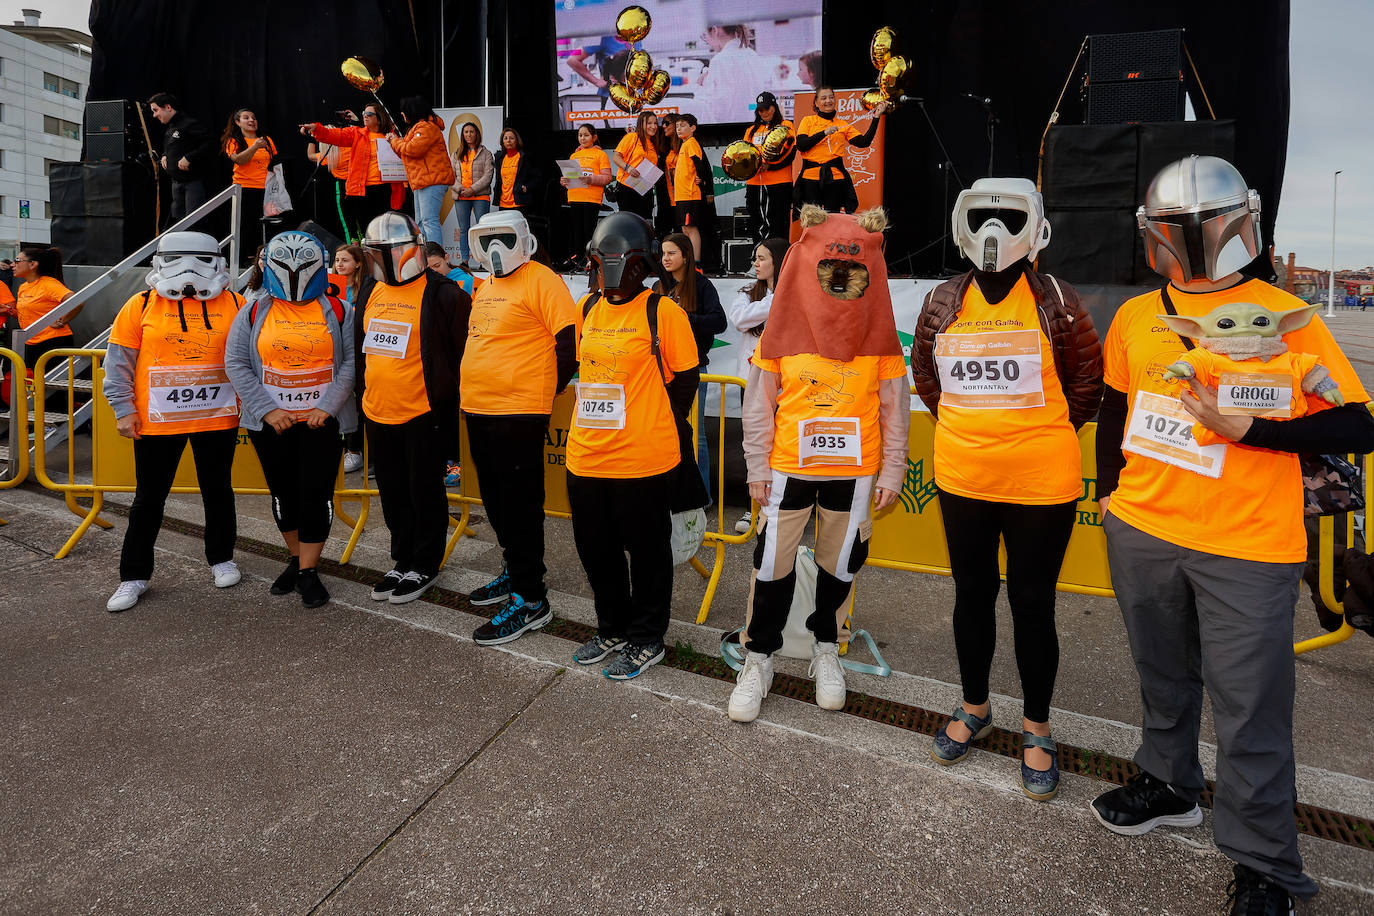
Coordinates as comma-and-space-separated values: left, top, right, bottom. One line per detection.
567, 145, 609, 205
461, 261, 578, 415
256, 298, 335, 420
107, 289, 242, 434
568, 290, 698, 478
752, 348, 906, 478
365, 131, 386, 186
674, 137, 704, 203
500, 152, 520, 208
1176, 348, 1324, 446
797, 114, 861, 180
744, 121, 794, 187
932, 276, 1082, 504
458, 150, 484, 200
329, 144, 353, 181
0, 280, 14, 310
1103, 279, 1369, 563
360, 275, 429, 424
225, 136, 277, 189
613, 133, 658, 184
18, 275, 74, 345
665, 148, 678, 204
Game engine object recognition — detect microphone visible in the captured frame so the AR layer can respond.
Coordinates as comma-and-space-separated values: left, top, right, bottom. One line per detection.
961, 92, 992, 107
897, 94, 923, 105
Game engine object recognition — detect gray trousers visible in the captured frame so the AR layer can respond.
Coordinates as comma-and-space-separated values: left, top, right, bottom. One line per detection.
1104, 513, 1316, 899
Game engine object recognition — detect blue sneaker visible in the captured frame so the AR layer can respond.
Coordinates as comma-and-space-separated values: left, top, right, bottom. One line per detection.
603, 641, 665, 680
444, 462, 462, 487
1021, 731, 1060, 802
472, 594, 552, 646
930, 705, 993, 765
468, 568, 511, 606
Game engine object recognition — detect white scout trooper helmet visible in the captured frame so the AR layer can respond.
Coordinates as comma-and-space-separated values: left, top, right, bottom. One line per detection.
469, 209, 537, 278
951, 178, 1053, 273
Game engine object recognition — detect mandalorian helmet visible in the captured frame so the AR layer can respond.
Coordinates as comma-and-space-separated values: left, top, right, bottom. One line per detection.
588, 212, 658, 298
362, 211, 426, 285
146, 231, 229, 300
262, 230, 328, 301
952, 178, 1052, 273
1138, 155, 1261, 284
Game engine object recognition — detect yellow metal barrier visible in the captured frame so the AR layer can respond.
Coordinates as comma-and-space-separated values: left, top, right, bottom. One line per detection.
1293, 455, 1369, 655
0, 347, 29, 492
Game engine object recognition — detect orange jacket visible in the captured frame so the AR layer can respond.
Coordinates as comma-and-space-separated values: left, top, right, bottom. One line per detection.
389, 116, 455, 191
311, 123, 383, 197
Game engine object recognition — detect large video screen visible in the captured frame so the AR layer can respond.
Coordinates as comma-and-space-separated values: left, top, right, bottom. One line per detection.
554, 1, 824, 129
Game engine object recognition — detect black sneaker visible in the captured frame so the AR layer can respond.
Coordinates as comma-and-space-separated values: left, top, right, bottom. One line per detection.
370, 569, 405, 601
1226, 864, 1294, 915
603, 641, 665, 680
468, 568, 511, 606
472, 595, 552, 646
1090, 770, 1204, 836
271, 557, 299, 595
296, 568, 330, 609
572, 633, 628, 665
389, 571, 436, 604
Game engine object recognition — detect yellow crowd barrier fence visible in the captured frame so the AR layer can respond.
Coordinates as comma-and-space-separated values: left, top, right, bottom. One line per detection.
0, 348, 29, 526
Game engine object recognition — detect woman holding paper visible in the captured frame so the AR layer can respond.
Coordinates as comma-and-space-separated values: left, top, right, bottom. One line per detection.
559, 123, 612, 272
301, 104, 401, 241
610, 111, 663, 222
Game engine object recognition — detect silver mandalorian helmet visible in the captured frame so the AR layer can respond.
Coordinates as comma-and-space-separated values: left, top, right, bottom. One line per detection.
1138, 155, 1261, 284
362, 211, 426, 285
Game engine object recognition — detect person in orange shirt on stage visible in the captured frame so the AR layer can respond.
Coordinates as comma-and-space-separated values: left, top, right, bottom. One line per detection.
103, 232, 245, 613
492, 127, 537, 214
794, 86, 884, 215
450, 121, 494, 271
559, 123, 612, 272
672, 114, 711, 260
910, 179, 1102, 802
658, 114, 681, 238
12, 246, 76, 369
610, 110, 664, 224
568, 212, 703, 680
743, 92, 794, 240
300, 104, 400, 243
221, 108, 277, 263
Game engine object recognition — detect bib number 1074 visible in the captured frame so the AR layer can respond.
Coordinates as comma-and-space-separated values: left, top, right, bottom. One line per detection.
1139, 413, 1193, 441
945, 358, 1021, 383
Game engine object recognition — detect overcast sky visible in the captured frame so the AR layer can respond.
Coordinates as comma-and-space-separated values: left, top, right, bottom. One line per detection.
17, 1, 1372, 269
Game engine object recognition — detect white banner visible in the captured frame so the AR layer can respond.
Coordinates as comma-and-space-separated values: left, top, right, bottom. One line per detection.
435, 106, 506, 264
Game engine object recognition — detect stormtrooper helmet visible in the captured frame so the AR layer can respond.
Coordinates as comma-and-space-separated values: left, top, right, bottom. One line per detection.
469, 209, 537, 278
362, 211, 426, 285
146, 231, 229, 300
1138, 155, 1261, 284
262, 230, 328, 302
952, 178, 1052, 273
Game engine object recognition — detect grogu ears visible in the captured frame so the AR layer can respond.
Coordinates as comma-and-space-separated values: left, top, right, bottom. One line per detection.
1157, 313, 1208, 340
799, 204, 829, 228
855, 207, 889, 234
1274, 303, 1320, 336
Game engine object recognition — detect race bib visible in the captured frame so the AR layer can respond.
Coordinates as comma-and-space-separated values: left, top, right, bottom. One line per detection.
146, 365, 237, 423
576, 383, 626, 430
1123, 390, 1227, 478
264, 365, 332, 419
934, 330, 1045, 409
798, 417, 862, 468
1217, 372, 1293, 418
361, 318, 412, 359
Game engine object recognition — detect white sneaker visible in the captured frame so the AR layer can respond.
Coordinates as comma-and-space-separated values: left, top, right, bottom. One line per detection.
809, 641, 847, 710
343, 451, 364, 473
734, 511, 753, 535
211, 561, 242, 588
728, 651, 774, 722
106, 580, 148, 612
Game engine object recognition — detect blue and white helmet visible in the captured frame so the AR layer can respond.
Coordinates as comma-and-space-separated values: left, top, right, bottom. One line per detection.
263, 230, 328, 302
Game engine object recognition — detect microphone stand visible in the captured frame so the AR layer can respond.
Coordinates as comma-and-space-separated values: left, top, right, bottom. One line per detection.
913, 98, 965, 275
983, 100, 999, 177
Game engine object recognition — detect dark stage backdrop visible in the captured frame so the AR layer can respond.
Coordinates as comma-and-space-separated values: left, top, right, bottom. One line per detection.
89, 0, 1288, 278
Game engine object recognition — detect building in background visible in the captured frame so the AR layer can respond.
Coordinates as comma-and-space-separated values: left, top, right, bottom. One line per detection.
0, 9, 90, 255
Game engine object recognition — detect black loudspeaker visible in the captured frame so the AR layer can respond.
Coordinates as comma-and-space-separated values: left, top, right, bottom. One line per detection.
49, 216, 87, 264
84, 131, 143, 164
1135, 120, 1236, 199
722, 239, 753, 274
1086, 29, 1185, 124
46, 162, 157, 264
1038, 209, 1142, 286
1042, 124, 1138, 209
84, 99, 141, 135
49, 162, 84, 218
296, 219, 344, 258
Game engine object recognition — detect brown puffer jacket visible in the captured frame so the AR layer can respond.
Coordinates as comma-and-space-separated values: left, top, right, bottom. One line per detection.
910, 268, 1103, 428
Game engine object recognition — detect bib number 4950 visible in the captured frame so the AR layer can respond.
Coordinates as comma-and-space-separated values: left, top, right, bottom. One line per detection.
945, 358, 1021, 383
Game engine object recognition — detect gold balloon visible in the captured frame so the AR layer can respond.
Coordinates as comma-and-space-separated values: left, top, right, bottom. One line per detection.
607, 82, 643, 114
760, 124, 795, 163
879, 55, 909, 94
861, 89, 887, 112
615, 5, 652, 43
721, 140, 762, 181
625, 51, 653, 90
642, 70, 671, 105
342, 56, 384, 92
870, 27, 897, 70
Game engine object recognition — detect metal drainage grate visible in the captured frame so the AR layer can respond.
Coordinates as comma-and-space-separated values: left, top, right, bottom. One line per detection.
108, 504, 1374, 854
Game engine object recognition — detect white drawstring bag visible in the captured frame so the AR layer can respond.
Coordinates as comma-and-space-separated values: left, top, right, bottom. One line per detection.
670, 507, 707, 565
263, 164, 293, 216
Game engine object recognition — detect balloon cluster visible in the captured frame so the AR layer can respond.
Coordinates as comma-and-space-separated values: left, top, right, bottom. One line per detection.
607, 6, 671, 114
863, 27, 912, 113
721, 122, 796, 182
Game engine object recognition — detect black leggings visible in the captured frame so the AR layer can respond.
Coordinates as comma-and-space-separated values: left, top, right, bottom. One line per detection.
745, 182, 792, 241
120, 426, 238, 581
236, 185, 265, 265
465, 413, 549, 603
794, 173, 856, 215
249, 419, 343, 544
367, 411, 452, 576
568, 201, 600, 262
616, 185, 653, 221
345, 183, 394, 241
937, 488, 1077, 723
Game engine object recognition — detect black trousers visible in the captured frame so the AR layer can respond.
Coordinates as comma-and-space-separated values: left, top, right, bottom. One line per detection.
937, 488, 1077, 723
794, 174, 856, 215
616, 185, 653, 222
236, 186, 265, 265
120, 426, 238, 581
346, 184, 394, 241
249, 419, 342, 544
568, 202, 600, 262
653, 177, 675, 239
745, 183, 793, 241
465, 413, 549, 603
168, 178, 208, 226
366, 411, 451, 576
567, 470, 673, 645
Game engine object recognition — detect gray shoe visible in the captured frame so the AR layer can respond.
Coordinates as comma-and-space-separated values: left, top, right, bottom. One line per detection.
573, 633, 627, 665
603, 641, 665, 680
